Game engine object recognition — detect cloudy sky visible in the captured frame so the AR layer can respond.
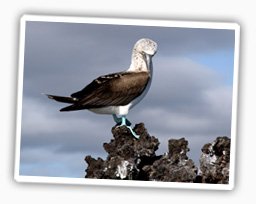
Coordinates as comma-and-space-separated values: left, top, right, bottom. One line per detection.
18, 18, 236, 178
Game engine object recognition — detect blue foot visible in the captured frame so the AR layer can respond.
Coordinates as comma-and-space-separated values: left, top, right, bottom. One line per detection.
126, 126, 140, 139
112, 115, 139, 139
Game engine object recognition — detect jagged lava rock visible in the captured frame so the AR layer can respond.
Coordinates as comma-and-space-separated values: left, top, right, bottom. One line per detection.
199, 136, 230, 184
85, 123, 230, 184
85, 123, 160, 180
143, 138, 198, 182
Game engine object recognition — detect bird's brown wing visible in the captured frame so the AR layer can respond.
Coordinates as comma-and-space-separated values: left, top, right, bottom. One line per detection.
60, 71, 150, 111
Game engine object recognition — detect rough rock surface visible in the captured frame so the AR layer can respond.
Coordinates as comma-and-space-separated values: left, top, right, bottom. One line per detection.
85, 123, 231, 183
143, 138, 197, 182
85, 123, 160, 180
199, 136, 231, 184
85, 123, 198, 182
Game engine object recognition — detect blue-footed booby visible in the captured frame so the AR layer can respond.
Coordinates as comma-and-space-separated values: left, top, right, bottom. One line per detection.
46, 38, 157, 138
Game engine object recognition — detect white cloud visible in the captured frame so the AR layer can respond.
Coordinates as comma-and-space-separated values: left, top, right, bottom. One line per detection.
21, 97, 103, 135
134, 56, 232, 135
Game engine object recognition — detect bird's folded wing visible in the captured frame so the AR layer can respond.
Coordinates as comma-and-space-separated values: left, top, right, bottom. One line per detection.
62, 71, 150, 111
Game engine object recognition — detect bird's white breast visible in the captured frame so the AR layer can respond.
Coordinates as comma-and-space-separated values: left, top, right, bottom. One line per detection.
89, 103, 132, 115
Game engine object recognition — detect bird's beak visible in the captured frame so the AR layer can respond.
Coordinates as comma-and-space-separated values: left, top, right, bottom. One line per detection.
144, 53, 152, 69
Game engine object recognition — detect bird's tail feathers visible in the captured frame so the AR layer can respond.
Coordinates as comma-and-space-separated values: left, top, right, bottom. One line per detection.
44, 94, 77, 104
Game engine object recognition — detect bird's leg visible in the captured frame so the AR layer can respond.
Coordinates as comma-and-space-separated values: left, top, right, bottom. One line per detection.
112, 114, 122, 124
112, 114, 131, 126
125, 118, 132, 126
112, 114, 139, 138
120, 116, 127, 126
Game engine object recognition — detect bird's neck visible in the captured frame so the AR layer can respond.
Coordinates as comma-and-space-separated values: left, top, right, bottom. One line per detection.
127, 50, 152, 73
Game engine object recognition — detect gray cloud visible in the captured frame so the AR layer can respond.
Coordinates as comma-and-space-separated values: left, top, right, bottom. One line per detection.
19, 20, 235, 177
21, 97, 113, 153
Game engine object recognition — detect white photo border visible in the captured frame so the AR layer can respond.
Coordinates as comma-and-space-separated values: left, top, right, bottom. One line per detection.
15, 14, 240, 190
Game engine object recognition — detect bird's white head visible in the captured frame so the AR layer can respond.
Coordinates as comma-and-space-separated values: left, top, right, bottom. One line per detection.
133, 38, 158, 56
128, 38, 157, 72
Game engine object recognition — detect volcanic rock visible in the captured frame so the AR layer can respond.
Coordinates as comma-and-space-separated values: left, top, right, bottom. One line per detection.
199, 136, 231, 184
85, 123, 197, 182
85, 123, 231, 184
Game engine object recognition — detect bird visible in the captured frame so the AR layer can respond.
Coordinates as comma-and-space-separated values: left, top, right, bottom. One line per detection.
46, 38, 157, 139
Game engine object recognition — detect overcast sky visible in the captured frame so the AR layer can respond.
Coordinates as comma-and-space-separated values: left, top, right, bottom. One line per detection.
19, 19, 236, 178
